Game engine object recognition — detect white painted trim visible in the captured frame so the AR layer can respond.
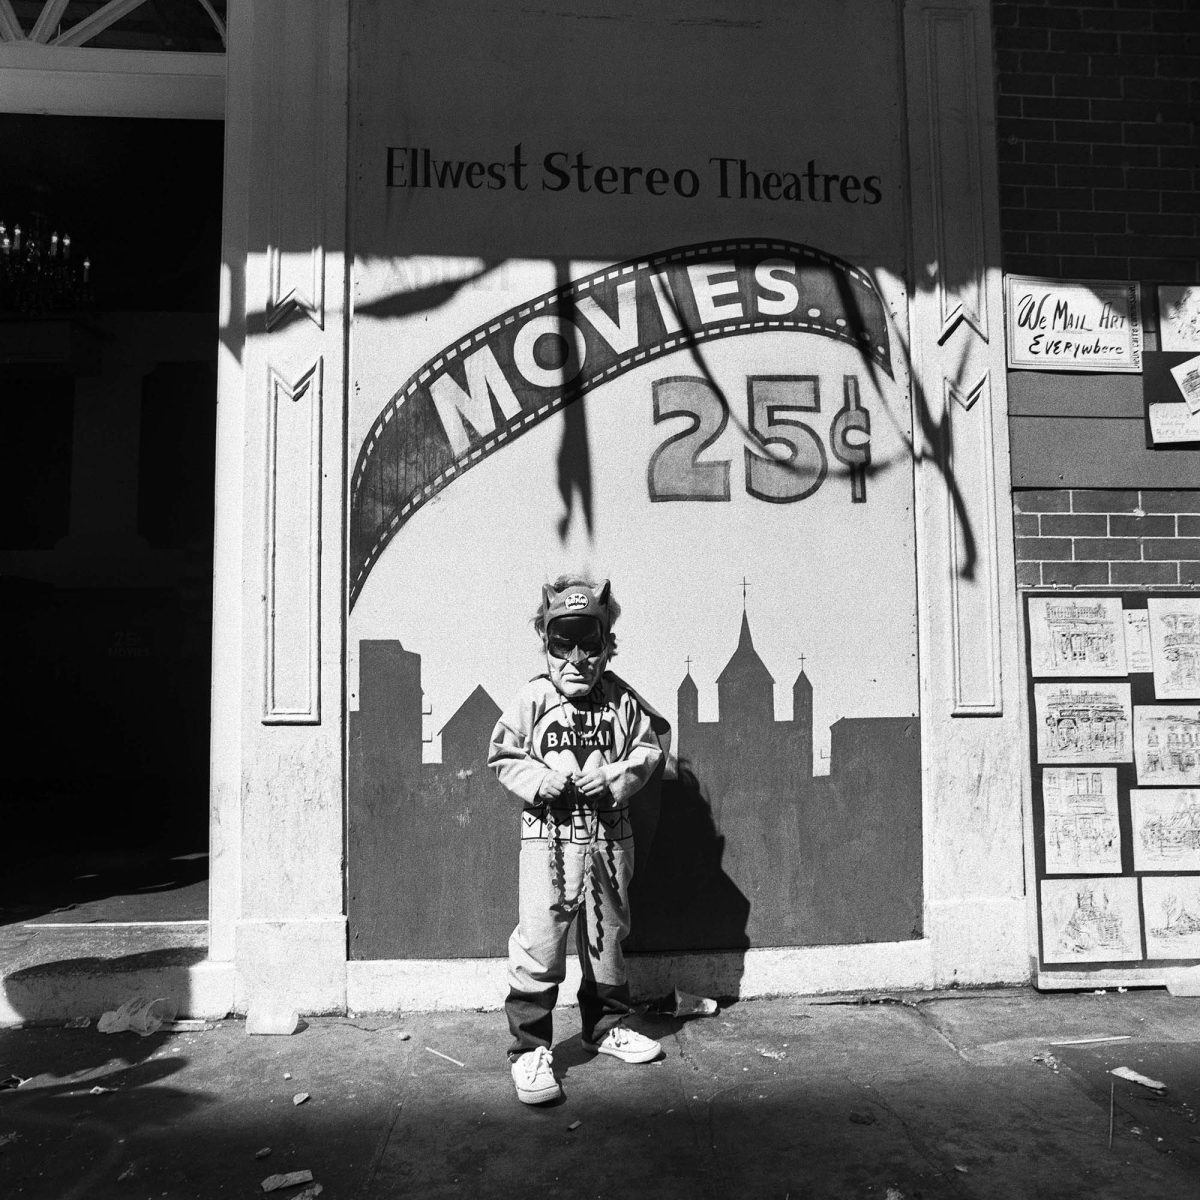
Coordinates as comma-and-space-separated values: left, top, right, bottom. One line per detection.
0, 959, 234, 1025
54, 0, 152, 48
29, 0, 70, 44
0, 0, 26, 41
23, 921, 208, 929
1036, 969, 1168, 991
207, 0, 252, 962
262, 359, 324, 724
347, 941, 939, 1015
0, 43, 224, 118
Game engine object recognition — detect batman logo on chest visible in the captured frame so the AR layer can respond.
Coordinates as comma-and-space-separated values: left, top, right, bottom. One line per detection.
537, 710, 616, 770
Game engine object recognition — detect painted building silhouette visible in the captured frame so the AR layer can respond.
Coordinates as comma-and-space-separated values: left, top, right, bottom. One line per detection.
675, 611, 811, 943
349, 640, 513, 959
349, 612, 922, 958
675, 610, 922, 948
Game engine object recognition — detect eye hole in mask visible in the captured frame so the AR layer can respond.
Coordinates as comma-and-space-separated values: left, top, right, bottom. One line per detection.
547, 634, 605, 661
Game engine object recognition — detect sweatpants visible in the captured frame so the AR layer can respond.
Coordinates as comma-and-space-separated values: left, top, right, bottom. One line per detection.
505, 832, 634, 1060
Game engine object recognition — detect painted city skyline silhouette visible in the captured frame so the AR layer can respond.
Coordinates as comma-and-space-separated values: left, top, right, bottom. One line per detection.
349, 608, 922, 958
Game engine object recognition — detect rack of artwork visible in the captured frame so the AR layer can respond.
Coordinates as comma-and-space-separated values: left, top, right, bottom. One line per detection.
1026, 591, 1200, 987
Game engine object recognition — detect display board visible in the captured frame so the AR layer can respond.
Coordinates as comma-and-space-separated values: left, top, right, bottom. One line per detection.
1026, 591, 1200, 987
345, 0, 922, 960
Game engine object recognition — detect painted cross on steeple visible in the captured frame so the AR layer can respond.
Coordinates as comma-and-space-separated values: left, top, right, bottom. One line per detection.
739, 576, 751, 610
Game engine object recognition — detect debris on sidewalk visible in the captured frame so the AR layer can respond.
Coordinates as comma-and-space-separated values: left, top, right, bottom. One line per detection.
294, 1186, 323, 1200
64, 1016, 91, 1029
567, 1120, 582, 1131
396, 1031, 412, 1040
292, 1092, 310, 1106
98, 996, 177, 1037
247, 1005, 300, 1036
646, 987, 719, 1017
255, 1147, 272, 1160
88, 1085, 116, 1095
426, 1047, 466, 1067
672, 988, 719, 1018
261, 1169, 314, 1192
163, 1019, 211, 1033
757, 1047, 787, 1061
0, 1076, 29, 1091
1032, 1052, 1060, 1073
0, 1131, 19, 1149
849, 1110, 876, 1125
1110, 1066, 1167, 1092
1049, 1035, 1131, 1046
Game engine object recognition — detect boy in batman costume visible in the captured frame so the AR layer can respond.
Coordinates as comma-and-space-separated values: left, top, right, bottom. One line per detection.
488, 576, 667, 1105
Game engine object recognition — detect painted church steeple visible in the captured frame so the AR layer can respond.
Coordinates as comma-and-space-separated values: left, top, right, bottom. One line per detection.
716, 610, 775, 726
792, 659, 814, 781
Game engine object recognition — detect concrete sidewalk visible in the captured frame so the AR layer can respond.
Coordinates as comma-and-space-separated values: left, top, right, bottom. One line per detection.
2, 987, 1199, 1199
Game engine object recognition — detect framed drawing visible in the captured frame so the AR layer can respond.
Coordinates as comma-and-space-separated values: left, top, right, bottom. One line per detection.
1028, 596, 1127, 678
1040, 877, 1142, 964
1034, 682, 1132, 765
1042, 768, 1121, 874
1133, 705, 1200, 786
1147, 598, 1200, 699
1143, 876, 1200, 960
1130, 788, 1200, 872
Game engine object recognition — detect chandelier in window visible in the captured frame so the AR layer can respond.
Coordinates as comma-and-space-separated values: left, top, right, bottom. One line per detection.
0, 215, 93, 314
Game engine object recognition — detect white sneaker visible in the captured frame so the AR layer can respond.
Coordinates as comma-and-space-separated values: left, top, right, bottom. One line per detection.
583, 1026, 662, 1063
511, 1046, 562, 1105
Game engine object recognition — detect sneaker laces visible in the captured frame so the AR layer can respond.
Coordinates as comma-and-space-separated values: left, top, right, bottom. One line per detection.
522, 1045, 554, 1080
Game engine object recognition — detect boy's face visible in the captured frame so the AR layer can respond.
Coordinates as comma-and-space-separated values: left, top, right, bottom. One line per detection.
545, 614, 608, 698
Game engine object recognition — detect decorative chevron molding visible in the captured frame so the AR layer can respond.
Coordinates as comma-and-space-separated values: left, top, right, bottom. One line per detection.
266, 244, 325, 331
262, 358, 323, 724
948, 371, 989, 413
938, 301, 988, 347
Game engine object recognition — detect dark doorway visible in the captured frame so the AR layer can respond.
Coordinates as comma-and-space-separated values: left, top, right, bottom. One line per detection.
0, 114, 222, 927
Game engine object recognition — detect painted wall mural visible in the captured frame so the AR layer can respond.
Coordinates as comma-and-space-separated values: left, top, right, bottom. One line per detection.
345, 0, 922, 959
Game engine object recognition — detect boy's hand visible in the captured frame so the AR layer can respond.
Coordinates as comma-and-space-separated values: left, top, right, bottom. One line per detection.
573, 767, 609, 801
538, 770, 573, 801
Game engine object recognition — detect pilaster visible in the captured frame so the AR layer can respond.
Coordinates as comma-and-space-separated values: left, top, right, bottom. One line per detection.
212, 0, 349, 1011
904, 0, 1027, 982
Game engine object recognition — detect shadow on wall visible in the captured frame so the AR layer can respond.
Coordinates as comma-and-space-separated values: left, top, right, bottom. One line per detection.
347, 633, 923, 975
626, 759, 751, 957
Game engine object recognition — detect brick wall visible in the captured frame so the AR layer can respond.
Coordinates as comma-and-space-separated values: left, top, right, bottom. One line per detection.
1014, 489, 1200, 587
993, 1, 1199, 284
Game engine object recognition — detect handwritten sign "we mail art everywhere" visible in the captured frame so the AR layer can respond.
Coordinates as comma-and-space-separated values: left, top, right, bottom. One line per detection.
1005, 276, 1142, 373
